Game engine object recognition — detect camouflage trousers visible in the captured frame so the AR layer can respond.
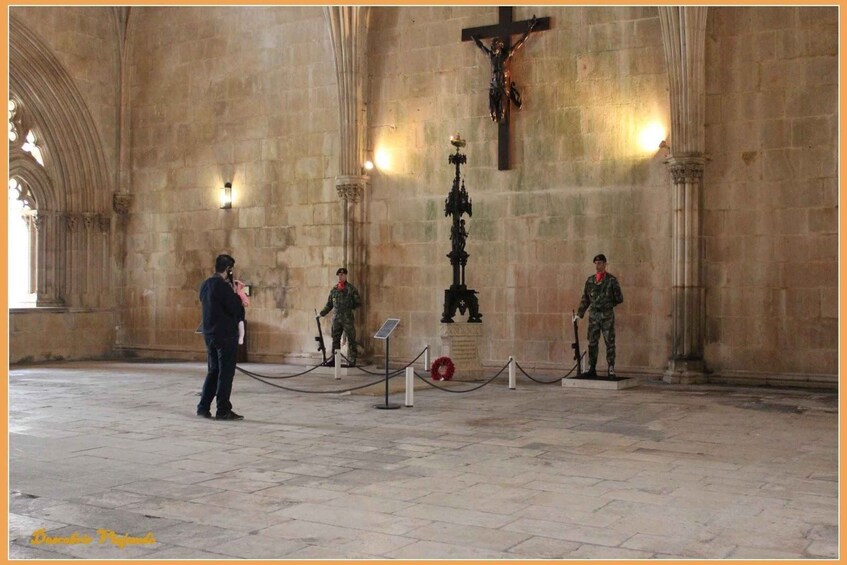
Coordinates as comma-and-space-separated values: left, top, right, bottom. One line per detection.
331, 314, 357, 362
587, 309, 616, 368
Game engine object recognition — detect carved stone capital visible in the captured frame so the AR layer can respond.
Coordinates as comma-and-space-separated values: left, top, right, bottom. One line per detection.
66, 214, 81, 232
666, 156, 706, 185
98, 214, 111, 233
337, 183, 363, 202
82, 214, 95, 231
335, 175, 369, 202
32, 214, 45, 231
112, 192, 132, 215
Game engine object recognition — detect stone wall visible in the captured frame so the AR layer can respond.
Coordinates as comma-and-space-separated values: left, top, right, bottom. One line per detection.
121, 7, 340, 362
703, 7, 838, 384
365, 7, 672, 372
10, 310, 114, 363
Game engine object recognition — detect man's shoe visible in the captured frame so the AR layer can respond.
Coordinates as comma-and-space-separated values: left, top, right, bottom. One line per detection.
196, 410, 212, 418
608, 365, 616, 378
215, 411, 244, 421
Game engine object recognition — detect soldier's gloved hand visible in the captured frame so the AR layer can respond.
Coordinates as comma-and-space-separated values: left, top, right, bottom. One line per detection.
572, 314, 579, 323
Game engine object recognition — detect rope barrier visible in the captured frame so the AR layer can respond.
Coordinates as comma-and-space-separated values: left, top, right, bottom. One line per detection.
236, 363, 323, 380
240, 371, 389, 394
235, 348, 582, 398
515, 355, 583, 384
410, 359, 511, 393
234, 347, 427, 381
342, 347, 428, 376
235, 347, 426, 394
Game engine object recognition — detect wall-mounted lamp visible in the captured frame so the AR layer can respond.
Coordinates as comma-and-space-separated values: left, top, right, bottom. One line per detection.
220, 182, 232, 209
363, 160, 374, 172
637, 122, 667, 155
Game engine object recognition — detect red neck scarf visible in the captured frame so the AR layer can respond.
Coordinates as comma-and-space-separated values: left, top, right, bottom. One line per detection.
337, 281, 346, 291
595, 272, 606, 283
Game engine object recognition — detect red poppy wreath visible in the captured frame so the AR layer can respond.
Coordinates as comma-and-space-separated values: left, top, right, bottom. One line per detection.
430, 356, 455, 381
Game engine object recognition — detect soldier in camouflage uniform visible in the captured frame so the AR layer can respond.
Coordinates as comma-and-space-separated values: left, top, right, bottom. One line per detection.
320, 267, 362, 367
574, 254, 624, 377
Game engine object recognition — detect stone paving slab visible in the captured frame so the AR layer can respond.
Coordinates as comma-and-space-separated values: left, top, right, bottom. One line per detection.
8, 360, 839, 559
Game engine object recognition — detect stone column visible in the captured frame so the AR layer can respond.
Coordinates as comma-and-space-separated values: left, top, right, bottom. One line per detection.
335, 175, 367, 269
33, 211, 62, 306
666, 157, 706, 382
324, 6, 371, 269
659, 7, 708, 383
65, 213, 81, 301
112, 192, 132, 345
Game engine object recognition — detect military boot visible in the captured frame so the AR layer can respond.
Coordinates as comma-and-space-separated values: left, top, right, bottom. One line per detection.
608, 365, 616, 378
584, 365, 597, 378
323, 351, 336, 367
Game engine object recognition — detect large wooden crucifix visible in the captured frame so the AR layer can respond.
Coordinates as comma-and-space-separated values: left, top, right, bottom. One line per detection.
462, 7, 551, 170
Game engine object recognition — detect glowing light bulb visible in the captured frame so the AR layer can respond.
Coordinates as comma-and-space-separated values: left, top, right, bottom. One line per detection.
374, 148, 392, 171
638, 122, 667, 154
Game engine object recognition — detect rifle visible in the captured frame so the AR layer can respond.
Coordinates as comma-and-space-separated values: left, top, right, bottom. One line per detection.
314, 309, 328, 365
571, 310, 583, 377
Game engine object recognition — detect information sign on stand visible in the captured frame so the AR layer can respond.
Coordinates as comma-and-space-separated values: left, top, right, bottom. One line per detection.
374, 318, 400, 340
374, 318, 401, 409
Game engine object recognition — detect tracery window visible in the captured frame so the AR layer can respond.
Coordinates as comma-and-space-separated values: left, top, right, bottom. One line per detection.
22, 130, 44, 166
8, 177, 37, 306
9, 97, 44, 166
8, 99, 18, 142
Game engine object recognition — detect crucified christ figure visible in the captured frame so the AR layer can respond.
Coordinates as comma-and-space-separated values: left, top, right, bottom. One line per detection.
472, 15, 537, 123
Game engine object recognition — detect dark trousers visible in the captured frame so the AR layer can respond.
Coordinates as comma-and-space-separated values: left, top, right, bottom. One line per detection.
587, 310, 616, 368
198, 334, 237, 416
330, 315, 357, 361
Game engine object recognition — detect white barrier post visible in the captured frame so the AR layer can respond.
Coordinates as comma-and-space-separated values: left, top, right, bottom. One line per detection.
334, 350, 341, 380
405, 366, 414, 407
509, 356, 516, 390
423, 345, 430, 373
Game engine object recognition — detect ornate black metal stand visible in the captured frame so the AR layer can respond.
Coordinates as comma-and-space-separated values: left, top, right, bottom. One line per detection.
441, 135, 482, 324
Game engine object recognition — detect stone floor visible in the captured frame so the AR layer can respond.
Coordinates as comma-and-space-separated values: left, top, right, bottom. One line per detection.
9, 361, 839, 559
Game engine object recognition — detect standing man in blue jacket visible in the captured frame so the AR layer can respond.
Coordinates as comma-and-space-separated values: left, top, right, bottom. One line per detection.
197, 254, 245, 420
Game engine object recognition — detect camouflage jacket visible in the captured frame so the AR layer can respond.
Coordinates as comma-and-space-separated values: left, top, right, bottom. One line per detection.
577, 273, 623, 317
320, 283, 362, 318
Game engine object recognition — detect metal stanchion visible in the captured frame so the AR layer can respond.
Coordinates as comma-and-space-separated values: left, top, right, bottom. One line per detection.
423, 345, 430, 373
334, 350, 341, 380
374, 318, 401, 410
509, 356, 516, 389
405, 366, 414, 407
